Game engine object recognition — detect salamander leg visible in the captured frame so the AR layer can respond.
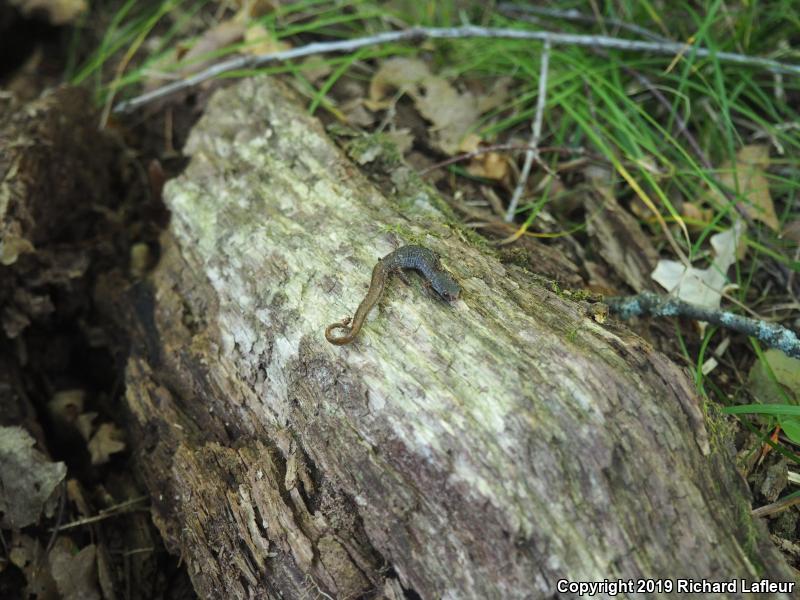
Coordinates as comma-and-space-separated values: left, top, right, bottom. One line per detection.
420, 278, 436, 298
395, 270, 412, 286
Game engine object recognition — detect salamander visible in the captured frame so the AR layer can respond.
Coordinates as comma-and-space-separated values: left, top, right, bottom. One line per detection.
325, 245, 460, 345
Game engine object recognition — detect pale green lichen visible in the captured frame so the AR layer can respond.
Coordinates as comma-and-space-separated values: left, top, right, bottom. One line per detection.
343, 132, 405, 169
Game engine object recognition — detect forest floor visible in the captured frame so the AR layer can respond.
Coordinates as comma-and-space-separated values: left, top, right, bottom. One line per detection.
1, 1, 799, 597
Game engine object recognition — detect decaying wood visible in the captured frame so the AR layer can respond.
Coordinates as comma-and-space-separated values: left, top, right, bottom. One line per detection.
0, 87, 120, 338
0, 86, 170, 600
123, 77, 795, 598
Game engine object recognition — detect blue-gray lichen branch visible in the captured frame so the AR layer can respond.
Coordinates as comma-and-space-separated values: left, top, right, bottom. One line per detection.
607, 292, 800, 359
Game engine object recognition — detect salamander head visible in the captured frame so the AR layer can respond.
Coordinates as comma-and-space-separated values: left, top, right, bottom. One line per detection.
432, 272, 461, 302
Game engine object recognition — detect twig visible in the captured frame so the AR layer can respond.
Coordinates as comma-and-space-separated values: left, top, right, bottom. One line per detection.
752, 493, 800, 519
505, 40, 551, 222
44, 480, 67, 559
419, 144, 590, 175
48, 495, 149, 531
498, 3, 671, 43
113, 25, 800, 114
606, 292, 800, 359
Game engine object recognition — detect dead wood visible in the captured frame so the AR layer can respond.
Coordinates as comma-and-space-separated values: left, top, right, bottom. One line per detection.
121, 77, 795, 599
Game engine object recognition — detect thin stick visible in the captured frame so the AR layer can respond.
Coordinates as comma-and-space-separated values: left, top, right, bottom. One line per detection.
419, 144, 590, 174
606, 292, 800, 359
752, 493, 800, 519
48, 495, 149, 532
505, 40, 551, 222
497, 3, 671, 43
44, 480, 67, 559
113, 25, 800, 114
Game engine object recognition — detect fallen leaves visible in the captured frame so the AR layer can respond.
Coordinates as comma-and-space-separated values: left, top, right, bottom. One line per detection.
749, 349, 800, 406
46, 389, 127, 465
8, 533, 59, 599
460, 135, 511, 181
0, 221, 36, 266
651, 219, 746, 312
9, 0, 87, 25
367, 58, 509, 155
711, 144, 779, 230
649, 144, 778, 313
781, 220, 800, 244
466, 150, 510, 180
244, 23, 291, 56
0, 426, 66, 529
367, 57, 431, 108
748, 350, 800, 444
49, 538, 102, 600
87, 422, 126, 466
175, 19, 247, 78
148, 8, 289, 89
8, 533, 103, 600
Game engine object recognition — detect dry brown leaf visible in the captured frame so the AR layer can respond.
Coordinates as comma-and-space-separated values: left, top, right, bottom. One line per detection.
232, 0, 280, 17
144, 12, 256, 92
244, 23, 291, 56
467, 152, 510, 181
177, 19, 246, 77
10, 0, 86, 25
75, 412, 97, 441
414, 77, 480, 155
781, 220, 800, 244
714, 144, 778, 230
49, 538, 101, 600
383, 129, 414, 155
9, 533, 58, 600
367, 57, 431, 109
681, 201, 713, 228
343, 102, 376, 127
458, 133, 482, 153
476, 77, 512, 112
366, 58, 482, 155
299, 56, 333, 84
0, 426, 66, 528
0, 220, 36, 266
652, 219, 746, 313
87, 423, 126, 465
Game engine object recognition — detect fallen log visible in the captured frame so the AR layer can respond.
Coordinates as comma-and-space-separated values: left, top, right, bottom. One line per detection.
122, 76, 796, 599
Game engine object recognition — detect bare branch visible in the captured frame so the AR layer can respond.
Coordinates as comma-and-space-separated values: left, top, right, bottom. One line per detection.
607, 292, 800, 359
113, 25, 800, 114
505, 40, 551, 222
497, 3, 671, 43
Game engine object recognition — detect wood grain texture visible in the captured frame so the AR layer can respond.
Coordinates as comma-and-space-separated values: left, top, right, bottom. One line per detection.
124, 76, 795, 599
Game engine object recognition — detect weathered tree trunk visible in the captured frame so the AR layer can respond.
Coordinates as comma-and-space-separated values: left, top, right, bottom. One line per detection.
122, 77, 795, 599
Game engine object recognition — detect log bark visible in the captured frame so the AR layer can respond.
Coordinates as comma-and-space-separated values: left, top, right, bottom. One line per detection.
122, 76, 796, 599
